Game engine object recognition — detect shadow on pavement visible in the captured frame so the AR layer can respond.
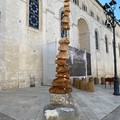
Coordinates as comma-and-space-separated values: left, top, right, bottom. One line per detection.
102, 106, 120, 120
0, 113, 15, 120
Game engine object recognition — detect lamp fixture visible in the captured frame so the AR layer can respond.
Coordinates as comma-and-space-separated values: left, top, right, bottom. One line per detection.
109, 0, 117, 6
103, 0, 120, 96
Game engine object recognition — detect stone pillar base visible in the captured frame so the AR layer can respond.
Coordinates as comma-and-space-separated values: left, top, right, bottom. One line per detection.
43, 104, 79, 120
50, 93, 75, 105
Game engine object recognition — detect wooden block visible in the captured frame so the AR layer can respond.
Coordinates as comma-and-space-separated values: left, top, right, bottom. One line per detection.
94, 77, 99, 84
87, 81, 94, 92
101, 77, 105, 84
119, 78, 120, 85
81, 80, 87, 90
74, 78, 79, 88
79, 80, 82, 89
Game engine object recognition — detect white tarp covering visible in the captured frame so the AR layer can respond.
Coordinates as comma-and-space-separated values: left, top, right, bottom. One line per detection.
42, 42, 57, 85
42, 43, 90, 85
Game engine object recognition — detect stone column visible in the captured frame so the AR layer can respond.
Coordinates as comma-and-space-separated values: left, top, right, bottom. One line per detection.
43, 0, 79, 119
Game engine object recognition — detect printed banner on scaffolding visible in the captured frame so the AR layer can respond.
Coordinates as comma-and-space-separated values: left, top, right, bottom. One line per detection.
67, 46, 91, 76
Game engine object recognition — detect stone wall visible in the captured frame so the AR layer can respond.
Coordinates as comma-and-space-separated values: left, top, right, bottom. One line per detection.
0, 0, 43, 89
0, 0, 6, 90
44, 0, 120, 78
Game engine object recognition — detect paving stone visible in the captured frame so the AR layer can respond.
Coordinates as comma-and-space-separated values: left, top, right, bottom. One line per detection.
0, 113, 15, 120
0, 86, 119, 120
102, 106, 120, 120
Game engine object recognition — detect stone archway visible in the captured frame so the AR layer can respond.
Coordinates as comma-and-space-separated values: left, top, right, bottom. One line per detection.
78, 18, 90, 53
78, 18, 91, 75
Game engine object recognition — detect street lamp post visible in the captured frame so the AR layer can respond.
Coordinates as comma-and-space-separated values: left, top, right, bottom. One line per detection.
103, 0, 120, 95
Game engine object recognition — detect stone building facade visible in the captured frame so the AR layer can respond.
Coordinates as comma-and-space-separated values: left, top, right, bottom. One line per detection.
0, 0, 120, 89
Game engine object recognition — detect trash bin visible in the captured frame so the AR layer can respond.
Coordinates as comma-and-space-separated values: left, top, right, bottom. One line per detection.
30, 75, 35, 87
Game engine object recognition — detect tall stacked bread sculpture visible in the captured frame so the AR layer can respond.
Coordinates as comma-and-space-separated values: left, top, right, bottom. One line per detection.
43, 1, 79, 120
49, 0, 72, 100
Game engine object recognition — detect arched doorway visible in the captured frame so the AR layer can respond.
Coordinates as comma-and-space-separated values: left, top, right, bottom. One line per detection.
78, 18, 90, 53
78, 18, 91, 75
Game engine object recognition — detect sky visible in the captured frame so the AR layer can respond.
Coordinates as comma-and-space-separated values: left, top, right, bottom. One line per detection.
98, 0, 120, 20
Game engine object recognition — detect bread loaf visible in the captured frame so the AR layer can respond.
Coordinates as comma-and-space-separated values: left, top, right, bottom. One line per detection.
59, 37, 69, 44
56, 65, 69, 73
64, 11, 69, 17
49, 86, 72, 94
64, 2, 70, 7
56, 72, 70, 78
64, 6, 70, 12
58, 44, 68, 51
61, 24, 70, 30
53, 78, 71, 84
62, 16, 69, 23
56, 51, 69, 59
64, 0, 70, 2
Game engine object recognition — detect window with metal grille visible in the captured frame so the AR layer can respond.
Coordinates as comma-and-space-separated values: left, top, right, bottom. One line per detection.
119, 44, 120, 57
97, 15, 100, 22
0, 12, 1, 22
29, 0, 39, 29
82, 4, 87, 12
90, 10, 94, 17
102, 20, 105, 25
61, 11, 67, 38
73, 0, 79, 5
95, 31, 99, 50
105, 36, 109, 53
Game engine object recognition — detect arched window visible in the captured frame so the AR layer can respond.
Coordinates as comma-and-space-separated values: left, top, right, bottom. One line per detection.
82, 4, 87, 12
73, 0, 79, 5
90, 10, 94, 17
119, 44, 120, 57
95, 30, 99, 50
29, 0, 39, 29
105, 36, 108, 53
73, 0, 76, 3
0, 11, 1, 22
97, 15, 100, 22
61, 11, 67, 38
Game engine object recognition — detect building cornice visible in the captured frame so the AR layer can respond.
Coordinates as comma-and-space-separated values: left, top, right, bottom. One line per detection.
95, 0, 103, 9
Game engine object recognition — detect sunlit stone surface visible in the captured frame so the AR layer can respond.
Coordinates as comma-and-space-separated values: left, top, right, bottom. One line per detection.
43, 104, 79, 120
50, 93, 75, 105
43, 93, 79, 120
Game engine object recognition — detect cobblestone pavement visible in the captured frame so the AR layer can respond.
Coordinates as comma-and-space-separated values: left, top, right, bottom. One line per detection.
0, 85, 120, 120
